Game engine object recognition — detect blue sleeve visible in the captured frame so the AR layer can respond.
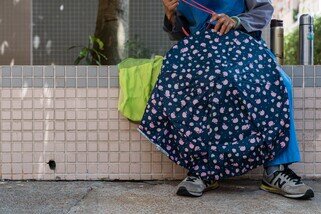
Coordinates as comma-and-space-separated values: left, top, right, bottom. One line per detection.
235, 0, 274, 32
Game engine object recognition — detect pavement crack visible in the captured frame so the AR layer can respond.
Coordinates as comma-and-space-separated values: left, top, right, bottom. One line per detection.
66, 185, 94, 214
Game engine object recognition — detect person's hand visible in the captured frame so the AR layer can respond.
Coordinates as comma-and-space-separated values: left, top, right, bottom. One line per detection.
162, 0, 179, 21
210, 13, 237, 36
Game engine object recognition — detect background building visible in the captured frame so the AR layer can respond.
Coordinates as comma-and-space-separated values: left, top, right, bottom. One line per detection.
0, 0, 99, 65
273, 0, 321, 33
0, 0, 319, 65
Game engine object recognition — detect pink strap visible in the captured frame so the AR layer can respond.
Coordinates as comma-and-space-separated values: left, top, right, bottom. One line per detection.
182, 27, 190, 36
180, 0, 216, 15
179, 0, 217, 34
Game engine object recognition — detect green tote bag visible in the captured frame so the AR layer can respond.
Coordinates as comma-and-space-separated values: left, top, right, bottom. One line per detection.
117, 55, 163, 123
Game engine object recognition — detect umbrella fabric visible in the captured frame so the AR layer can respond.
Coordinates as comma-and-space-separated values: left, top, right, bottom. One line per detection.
137, 29, 291, 181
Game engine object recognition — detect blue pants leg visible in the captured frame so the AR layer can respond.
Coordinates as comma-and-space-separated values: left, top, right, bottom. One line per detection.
264, 68, 301, 167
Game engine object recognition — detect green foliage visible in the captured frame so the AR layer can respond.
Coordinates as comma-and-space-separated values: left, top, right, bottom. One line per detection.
124, 35, 152, 59
284, 27, 300, 65
284, 16, 321, 65
314, 16, 321, 65
68, 35, 107, 65
292, 9, 299, 22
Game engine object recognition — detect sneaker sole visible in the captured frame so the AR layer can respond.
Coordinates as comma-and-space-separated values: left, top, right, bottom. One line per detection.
176, 182, 219, 197
260, 183, 314, 200
176, 186, 203, 197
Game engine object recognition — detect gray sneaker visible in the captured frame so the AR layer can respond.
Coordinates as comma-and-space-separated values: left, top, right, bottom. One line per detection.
176, 175, 219, 197
260, 165, 314, 199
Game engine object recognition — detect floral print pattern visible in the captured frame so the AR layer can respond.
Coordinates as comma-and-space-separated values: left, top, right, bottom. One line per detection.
137, 29, 290, 181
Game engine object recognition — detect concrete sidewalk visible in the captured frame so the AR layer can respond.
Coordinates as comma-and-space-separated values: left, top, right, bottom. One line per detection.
0, 179, 320, 214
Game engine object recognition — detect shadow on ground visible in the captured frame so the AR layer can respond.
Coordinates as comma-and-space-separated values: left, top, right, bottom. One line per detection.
0, 179, 320, 214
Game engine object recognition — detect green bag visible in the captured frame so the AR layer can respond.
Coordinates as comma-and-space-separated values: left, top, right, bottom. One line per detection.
117, 55, 163, 123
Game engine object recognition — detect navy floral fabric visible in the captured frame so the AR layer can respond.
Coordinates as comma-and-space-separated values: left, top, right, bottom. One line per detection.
137, 29, 290, 181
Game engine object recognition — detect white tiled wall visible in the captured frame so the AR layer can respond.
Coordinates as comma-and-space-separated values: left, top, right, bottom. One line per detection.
0, 88, 186, 180
1, 66, 321, 180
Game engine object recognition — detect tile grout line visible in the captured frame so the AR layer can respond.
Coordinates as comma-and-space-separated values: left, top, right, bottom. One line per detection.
105, 65, 110, 180
10, 66, 13, 180
87, 66, 94, 179
313, 66, 316, 175
20, 67, 24, 180
32, 66, 36, 180
0, 67, 1, 180
63, 66, 69, 179
302, 65, 306, 176
65, 66, 70, 179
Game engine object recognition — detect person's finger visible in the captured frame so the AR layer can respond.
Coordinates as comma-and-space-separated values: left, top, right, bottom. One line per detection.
220, 17, 234, 35
223, 21, 234, 34
168, 2, 179, 10
163, 0, 176, 4
210, 13, 219, 22
213, 16, 226, 32
225, 20, 236, 34
219, 21, 229, 35
163, 0, 178, 8
168, 0, 178, 5
162, 0, 168, 7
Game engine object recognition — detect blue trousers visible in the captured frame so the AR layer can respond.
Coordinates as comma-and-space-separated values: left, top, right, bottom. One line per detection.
264, 68, 301, 167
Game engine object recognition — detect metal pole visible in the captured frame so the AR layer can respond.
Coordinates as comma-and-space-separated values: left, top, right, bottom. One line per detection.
299, 14, 314, 65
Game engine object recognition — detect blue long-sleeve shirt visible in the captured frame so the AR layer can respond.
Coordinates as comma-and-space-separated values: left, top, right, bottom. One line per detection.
163, 0, 274, 41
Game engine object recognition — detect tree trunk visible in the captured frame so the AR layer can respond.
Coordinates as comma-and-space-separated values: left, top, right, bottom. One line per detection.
94, 0, 124, 65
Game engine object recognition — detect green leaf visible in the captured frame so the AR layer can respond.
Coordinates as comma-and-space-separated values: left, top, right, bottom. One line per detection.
98, 52, 108, 60
89, 36, 94, 46
85, 55, 91, 65
68, 45, 80, 50
70, 34, 107, 64
74, 56, 85, 65
89, 49, 101, 64
95, 38, 104, 50
89, 36, 104, 50
90, 36, 104, 50
79, 47, 88, 58
94, 59, 101, 65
